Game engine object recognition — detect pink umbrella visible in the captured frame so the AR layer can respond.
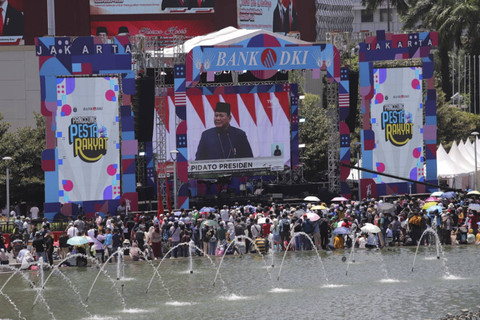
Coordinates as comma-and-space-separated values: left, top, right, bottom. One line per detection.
306, 212, 320, 222
425, 197, 439, 202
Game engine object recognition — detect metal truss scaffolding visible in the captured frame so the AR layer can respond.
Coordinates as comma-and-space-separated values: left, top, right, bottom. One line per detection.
326, 80, 340, 194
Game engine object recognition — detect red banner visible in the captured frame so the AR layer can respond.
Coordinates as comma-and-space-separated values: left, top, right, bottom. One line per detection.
91, 20, 215, 39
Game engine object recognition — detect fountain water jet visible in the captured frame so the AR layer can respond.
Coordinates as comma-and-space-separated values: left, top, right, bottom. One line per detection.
212, 235, 274, 288
277, 232, 329, 285
411, 227, 451, 276
145, 242, 226, 296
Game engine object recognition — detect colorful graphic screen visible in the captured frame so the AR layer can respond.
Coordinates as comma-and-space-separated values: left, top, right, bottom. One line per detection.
56, 77, 121, 202
370, 67, 424, 183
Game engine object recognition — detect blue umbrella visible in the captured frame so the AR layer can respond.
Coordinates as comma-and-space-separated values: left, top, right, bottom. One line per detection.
200, 207, 215, 213
426, 205, 443, 213
67, 236, 88, 246
441, 191, 455, 199
333, 227, 350, 235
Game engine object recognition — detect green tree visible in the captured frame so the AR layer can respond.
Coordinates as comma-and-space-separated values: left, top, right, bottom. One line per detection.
0, 113, 45, 210
436, 88, 480, 149
403, 0, 480, 98
298, 93, 329, 181
361, 0, 410, 31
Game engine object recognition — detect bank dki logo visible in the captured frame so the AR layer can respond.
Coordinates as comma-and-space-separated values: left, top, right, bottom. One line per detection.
381, 103, 413, 147
261, 48, 277, 68
68, 116, 108, 162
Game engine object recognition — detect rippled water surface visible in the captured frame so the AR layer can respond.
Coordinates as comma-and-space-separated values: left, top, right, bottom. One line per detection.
1, 245, 480, 320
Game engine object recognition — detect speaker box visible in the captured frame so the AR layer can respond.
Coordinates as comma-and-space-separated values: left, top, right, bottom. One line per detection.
133, 77, 155, 142
345, 70, 359, 133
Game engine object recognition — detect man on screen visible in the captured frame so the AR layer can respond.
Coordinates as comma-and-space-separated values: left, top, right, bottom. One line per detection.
162, 0, 191, 10
195, 102, 253, 160
0, 0, 23, 36
273, 0, 297, 33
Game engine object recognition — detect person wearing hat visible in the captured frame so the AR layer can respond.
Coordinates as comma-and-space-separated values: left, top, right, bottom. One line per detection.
195, 102, 253, 160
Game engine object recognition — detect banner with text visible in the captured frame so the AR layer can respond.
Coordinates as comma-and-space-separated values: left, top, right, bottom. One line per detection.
90, 0, 214, 15
56, 77, 121, 202
238, 0, 298, 35
370, 67, 424, 183
91, 20, 215, 39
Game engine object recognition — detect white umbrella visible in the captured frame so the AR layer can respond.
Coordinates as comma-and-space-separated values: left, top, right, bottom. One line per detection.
360, 223, 381, 234
468, 203, 480, 211
304, 196, 321, 202
331, 196, 348, 202
430, 191, 443, 197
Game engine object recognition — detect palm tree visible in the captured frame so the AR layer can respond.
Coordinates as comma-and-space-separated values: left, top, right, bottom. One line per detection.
361, 0, 410, 31
403, 0, 480, 101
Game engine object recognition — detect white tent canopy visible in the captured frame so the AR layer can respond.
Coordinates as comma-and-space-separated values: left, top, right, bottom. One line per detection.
438, 138, 480, 190
164, 26, 310, 58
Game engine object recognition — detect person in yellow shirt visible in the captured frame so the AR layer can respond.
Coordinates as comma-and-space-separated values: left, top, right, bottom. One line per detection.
333, 234, 344, 249
475, 231, 480, 245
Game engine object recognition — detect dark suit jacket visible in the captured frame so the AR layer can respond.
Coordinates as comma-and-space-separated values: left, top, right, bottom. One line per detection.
272, 5, 297, 33
2, 3, 23, 36
162, 0, 191, 10
195, 126, 253, 160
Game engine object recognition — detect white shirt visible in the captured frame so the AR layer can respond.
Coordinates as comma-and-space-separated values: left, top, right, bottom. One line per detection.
220, 209, 229, 222
67, 226, 78, 238
30, 207, 39, 219
0, 1, 7, 25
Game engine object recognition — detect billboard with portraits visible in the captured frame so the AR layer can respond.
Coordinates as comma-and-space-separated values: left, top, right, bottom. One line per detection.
238, 0, 298, 35
0, 0, 24, 45
154, 86, 292, 174
90, 19, 215, 39
90, 0, 214, 15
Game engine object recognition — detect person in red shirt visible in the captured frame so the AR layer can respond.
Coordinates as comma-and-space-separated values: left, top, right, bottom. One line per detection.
262, 218, 271, 238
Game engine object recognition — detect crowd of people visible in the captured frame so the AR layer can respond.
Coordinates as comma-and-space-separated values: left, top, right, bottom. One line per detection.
1, 192, 480, 269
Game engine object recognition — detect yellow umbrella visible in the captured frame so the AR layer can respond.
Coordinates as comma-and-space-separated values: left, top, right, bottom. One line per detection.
311, 205, 327, 210
467, 190, 480, 196
422, 202, 437, 210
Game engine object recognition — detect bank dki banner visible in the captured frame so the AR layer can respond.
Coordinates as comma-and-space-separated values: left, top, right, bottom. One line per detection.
56, 77, 121, 202
370, 67, 424, 183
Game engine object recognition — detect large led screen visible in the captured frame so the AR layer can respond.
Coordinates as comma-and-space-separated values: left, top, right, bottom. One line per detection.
56, 77, 121, 202
154, 88, 291, 174
370, 67, 424, 183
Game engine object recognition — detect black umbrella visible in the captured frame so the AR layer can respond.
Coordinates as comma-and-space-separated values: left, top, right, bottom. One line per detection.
377, 202, 395, 214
